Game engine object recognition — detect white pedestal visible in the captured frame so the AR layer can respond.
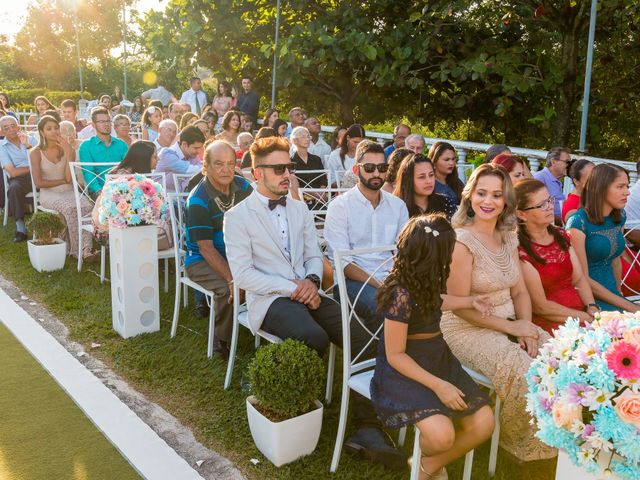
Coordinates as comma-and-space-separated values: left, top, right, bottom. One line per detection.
556, 450, 621, 480
109, 225, 160, 338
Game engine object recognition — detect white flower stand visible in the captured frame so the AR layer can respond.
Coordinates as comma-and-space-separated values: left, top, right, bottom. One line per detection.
556, 450, 621, 480
109, 225, 160, 338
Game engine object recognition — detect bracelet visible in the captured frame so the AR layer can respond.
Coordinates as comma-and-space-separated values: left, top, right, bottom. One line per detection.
586, 303, 600, 311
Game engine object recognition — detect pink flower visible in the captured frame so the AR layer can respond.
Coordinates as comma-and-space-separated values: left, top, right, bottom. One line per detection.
552, 400, 582, 428
141, 182, 155, 196
606, 341, 640, 380
614, 390, 640, 428
624, 327, 640, 347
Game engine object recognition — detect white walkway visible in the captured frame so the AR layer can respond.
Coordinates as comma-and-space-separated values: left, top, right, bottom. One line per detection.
0, 287, 204, 480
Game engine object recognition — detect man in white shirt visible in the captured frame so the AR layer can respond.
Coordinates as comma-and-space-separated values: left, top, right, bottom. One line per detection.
154, 119, 178, 152
325, 140, 409, 326
305, 117, 331, 163
224, 136, 406, 468
141, 80, 176, 106
179, 77, 208, 116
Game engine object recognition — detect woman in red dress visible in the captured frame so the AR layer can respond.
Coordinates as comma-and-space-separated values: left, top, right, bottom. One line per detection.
515, 179, 598, 334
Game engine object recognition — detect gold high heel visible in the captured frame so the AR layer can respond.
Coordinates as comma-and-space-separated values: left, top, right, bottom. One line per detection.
420, 457, 448, 480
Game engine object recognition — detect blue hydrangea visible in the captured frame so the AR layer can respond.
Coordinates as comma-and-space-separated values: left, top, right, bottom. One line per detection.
593, 407, 636, 443
612, 460, 640, 480
555, 362, 585, 390
585, 356, 617, 391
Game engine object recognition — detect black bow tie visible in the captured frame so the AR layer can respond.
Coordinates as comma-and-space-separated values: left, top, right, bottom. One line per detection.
268, 196, 287, 210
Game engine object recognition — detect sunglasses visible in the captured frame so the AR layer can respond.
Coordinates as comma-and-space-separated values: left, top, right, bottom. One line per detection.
255, 162, 296, 175
358, 163, 389, 173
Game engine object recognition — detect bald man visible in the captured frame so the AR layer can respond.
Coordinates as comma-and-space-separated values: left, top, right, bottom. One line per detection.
184, 140, 253, 359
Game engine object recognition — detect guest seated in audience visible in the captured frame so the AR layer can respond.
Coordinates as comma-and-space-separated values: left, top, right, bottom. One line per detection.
185, 140, 252, 355
141, 105, 162, 142
236, 132, 253, 160
0, 92, 13, 113
562, 159, 595, 223
128, 96, 144, 124
441, 164, 555, 463
59, 121, 80, 150
27, 95, 55, 129
78, 107, 129, 200
0, 115, 38, 242
113, 114, 133, 147
30, 116, 94, 259
382, 148, 412, 193
566, 163, 640, 312
515, 179, 598, 334
240, 127, 276, 170
304, 117, 332, 163
371, 215, 495, 480
285, 107, 305, 138
405, 133, 426, 155
60, 99, 87, 133
428, 141, 464, 206
201, 111, 218, 138
215, 110, 242, 147
325, 140, 409, 329
224, 136, 406, 468
290, 126, 327, 210
331, 125, 347, 150
394, 154, 457, 220
193, 119, 212, 142
326, 124, 365, 186
155, 119, 178, 152
156, 125, 205, 192
483, 144, 511, 164
491, 152, 527, 186
262, 108, 280, 129
271, 118, 288, 137
167, 102, 185, 125
179, 112, 199, 131
533, 147, 570, 225
241, 114, 254, 133
383, 123, 411, 159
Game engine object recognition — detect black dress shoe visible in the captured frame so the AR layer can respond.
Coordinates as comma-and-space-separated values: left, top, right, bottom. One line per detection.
344, 427, 407, 470
13, 231, 27, 243
213, 339, 230, 361
193, 302, 210, 318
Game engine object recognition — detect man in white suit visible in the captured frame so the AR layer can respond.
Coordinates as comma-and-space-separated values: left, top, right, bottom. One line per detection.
224, 137, 405, 469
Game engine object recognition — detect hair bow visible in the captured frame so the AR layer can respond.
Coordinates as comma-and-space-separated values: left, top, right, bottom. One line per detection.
424, 226, 440, 237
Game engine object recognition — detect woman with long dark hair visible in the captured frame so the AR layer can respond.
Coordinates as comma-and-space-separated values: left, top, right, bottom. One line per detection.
128, 96, 145, 124
562, 159, 594, 223
27, 95, 55, 129
262, 107, 280, 129
428, 141, 464, 205
382, 147, 412, 193
212, 81, 233, 132
271, 118, 288, 137
215, 110, 242, 146
515, 179, 597, 334
566, 163, 640, 312
326, 124, 365, 184
371, 214, 494, 479
393, 154, 457, 219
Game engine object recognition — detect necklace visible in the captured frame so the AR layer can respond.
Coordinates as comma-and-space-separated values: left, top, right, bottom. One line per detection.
214, 192, 236, 212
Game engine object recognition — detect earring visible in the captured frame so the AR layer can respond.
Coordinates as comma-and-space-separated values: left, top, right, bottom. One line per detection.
467, 206, 475, 218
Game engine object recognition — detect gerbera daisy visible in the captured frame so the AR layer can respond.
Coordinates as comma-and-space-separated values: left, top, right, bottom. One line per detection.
606, 341, 640, 380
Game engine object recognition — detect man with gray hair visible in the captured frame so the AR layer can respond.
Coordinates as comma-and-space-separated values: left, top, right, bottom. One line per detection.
383, 123, 411, 159
534, 146, 571, 225
285, 106, 305, 138
155, 119, 178, 151
0, 116, 37, 242
405, 133, 425, 155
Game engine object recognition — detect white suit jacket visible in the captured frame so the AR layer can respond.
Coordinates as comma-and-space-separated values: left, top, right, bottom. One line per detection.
223, 191, 324, 333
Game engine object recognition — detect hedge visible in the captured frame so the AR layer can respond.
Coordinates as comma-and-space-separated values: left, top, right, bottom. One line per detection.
3, 89, 89, 110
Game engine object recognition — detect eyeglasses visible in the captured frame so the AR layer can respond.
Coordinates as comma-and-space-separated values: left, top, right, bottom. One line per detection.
95, 120, 112, 124
211, 161, 236, 171
358, 163, 389, 174
522, 195, 555, 211
255, 163, 296, 175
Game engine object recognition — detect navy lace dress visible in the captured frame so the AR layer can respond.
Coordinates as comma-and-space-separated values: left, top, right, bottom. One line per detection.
370, 287, 488, 428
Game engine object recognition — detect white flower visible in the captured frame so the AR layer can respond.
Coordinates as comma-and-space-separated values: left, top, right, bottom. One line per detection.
583, 388, 614, 411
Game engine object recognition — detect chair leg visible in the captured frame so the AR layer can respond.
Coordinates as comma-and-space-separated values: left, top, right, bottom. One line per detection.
163, 258, 169, 293
183, 282, 188, 308
206, 295, 215, 359
488, 394, 502, 477
325, 343, 336, 404
254, 335, 261, 349
330, 383, 351, 473
462, 449, 474, 480
3, 205, 7, 227
224, 307, 241, 390
100, 246, 106, 283
77, 230, 84, 272
170, 279, 182, 338
409, 427, 421, 480
398, 426, 407, 447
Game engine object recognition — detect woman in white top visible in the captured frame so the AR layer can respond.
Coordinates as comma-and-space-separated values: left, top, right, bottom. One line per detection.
326, 123, 365, 186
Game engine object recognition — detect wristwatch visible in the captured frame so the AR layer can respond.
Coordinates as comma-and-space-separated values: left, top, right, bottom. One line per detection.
586, 303, 601, 311
305, 274, 321, 288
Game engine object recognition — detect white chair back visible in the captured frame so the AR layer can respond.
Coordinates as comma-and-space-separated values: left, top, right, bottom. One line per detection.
172, 173, 197, 193
294, 169, 331, 189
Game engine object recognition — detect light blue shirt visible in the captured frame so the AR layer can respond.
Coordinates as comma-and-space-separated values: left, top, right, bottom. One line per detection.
78, 135, 128, 193
155, 142, 201, 191
533, 167, 565, 217
0, 137, 37, 177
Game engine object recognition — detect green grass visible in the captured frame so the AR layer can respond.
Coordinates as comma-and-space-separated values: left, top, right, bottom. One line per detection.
0, 322, 141, 480
0, 220, 556, 480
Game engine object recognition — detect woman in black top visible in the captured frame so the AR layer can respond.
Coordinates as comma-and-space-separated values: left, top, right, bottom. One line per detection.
371, 215, 494, 480
393, 153, 458, 220
291, 126, 327, 210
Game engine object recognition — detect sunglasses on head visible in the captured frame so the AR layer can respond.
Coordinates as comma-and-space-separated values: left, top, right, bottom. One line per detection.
358, 163, 389, 173
255, 162, 297, 175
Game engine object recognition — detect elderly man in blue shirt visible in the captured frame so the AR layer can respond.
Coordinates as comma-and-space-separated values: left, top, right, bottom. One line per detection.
0, 115, 38, 242
533, 146, 570, 225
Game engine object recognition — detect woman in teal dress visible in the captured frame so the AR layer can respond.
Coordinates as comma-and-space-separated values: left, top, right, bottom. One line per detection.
566, 163, 640, 312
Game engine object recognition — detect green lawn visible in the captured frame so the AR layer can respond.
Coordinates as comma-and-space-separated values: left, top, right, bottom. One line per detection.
0, 220, 556, 480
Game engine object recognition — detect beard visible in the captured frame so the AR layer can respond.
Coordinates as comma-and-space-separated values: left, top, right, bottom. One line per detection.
358, 171, 384, 191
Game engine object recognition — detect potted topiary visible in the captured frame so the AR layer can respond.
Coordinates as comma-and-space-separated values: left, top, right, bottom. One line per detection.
26, 211, 66, 272
246, 339, 325, 467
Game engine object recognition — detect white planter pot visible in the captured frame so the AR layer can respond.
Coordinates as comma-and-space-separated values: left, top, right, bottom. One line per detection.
27, 239, 66, 272
556, 450, 622, 480
246, 395, 323, 467
109, 225, 160, 339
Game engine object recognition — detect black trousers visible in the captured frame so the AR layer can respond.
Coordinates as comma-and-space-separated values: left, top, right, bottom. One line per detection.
7, 174, 32, 222
262, 296, 381, 429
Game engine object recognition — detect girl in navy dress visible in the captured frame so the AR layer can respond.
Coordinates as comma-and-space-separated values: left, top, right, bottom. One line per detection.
371, 214, 495, 480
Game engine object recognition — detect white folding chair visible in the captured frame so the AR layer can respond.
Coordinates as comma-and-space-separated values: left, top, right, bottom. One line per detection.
224, 282, 337, 402
69, 162, 118, 282
167, 192, 216, 358
3, 169, 36, 227
26, 159, 58, 216
172, 172, 199, 194
298, 186, 350, 236
106, 171, 174, 292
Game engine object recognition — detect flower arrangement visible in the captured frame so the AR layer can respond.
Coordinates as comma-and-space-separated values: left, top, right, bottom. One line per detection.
98, 174, 168, 228
527, 311, 640, 479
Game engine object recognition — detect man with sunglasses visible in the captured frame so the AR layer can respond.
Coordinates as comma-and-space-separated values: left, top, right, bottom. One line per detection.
534, 146, 570, 225
224, 137, 406, 469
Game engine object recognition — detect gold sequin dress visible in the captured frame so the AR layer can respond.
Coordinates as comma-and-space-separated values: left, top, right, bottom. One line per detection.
440, 228, 556, 462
